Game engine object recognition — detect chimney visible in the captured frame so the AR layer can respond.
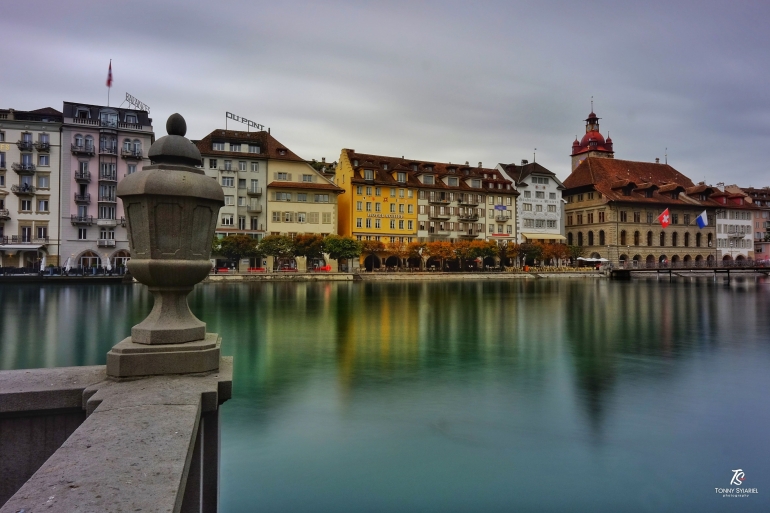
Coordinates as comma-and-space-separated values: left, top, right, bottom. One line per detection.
478, 162, 482, 168
521, 159, 529, 166
655, 158, 660, 164
465, 161, 469, 165
321, 157, 326, 163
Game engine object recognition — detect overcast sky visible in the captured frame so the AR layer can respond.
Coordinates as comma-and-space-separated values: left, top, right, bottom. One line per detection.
3, 0, 769, 185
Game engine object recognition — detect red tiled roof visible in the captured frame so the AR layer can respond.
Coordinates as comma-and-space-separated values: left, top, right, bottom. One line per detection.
194, 129, 306, 162
343, 149, 517, 194
266, 181, 343, 193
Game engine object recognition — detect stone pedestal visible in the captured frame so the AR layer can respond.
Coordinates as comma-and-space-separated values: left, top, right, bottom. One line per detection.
107, 333, 221, 378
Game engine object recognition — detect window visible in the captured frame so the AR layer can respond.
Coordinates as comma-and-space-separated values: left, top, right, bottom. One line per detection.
238, 216, 246, 229
272, 212, 281, 222
38, 155, 49, 166
356, 218, 362, 228
297, 212, 306, 223
356, 201, 363, 211
78, 228, 88, 240
672, 214, 679, 225
37, 199, 49, 212
549, 192, 556, 199
408, 220, 413, 230
523, 191, 531, 198
366, 202, 372, 212
249, 145, 260, 153
647, 212, 654, 224
283, 212, 294, 223
587, 213, 594, 224
548, 205, 556, 213
297, 193, 307, 202
356, 186, 363, 195
684, 232, 690, 247
230, 144, 241, 152
277, 172, 289, 180
37, 175, 49, 189
424, 175, 434, 185
634, 212, 641, 223
302, 174, 313, 182
221, 215, 233, 226
399, 204, 404, 213
224, 196, 234, 206
390, 203, 396, 213
578, 194, 584, 201
366, 219, 372, 228
375, 219, 381, 229
683, 214, 691, 226
536, 191, 544, 199
408, 204, 414, 214
588, 231, 595, 245
314, 194, 330, 203
222, 177, 234, 187
523, 203, 532, 211
0, 174, 4, 186
213, 142, 225, 151
209, 159, 218, 169
364, 169, 374, 180
448, 177, 458, 186
397, 172, 406, 183
536, 205, 543, 212
546, 220, 556, 229
238, 196, 245, 207
238, 161, 247, 171
660, 232, 666, 246
375, 203, 381, 212
224, 160, 232, 170
390, 220, 396, 229
524, 219, 534, 228
620, 230, 626, 245
275, 192, 291, 201
567, 215, 573, 226
408, 190, 413, 198
598, 211, 605, 223
238, 179, 246, 189
21, 200, 32, 211
128, 164, 137, 175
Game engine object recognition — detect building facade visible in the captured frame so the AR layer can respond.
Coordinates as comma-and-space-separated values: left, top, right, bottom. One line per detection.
497, 160, 565, 244
733, 186, 770, 260
60, 102, 154, 271
710, 187, 757, 261
0, 108, 63, 267
336, 150, 517, 246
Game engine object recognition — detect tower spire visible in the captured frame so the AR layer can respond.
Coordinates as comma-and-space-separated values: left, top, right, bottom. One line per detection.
591, 95, 593, 113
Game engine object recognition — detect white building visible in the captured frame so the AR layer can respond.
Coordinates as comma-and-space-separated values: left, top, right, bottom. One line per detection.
0, 107, 63, 268
497, 160, 565, 244
711, 187, 757, 262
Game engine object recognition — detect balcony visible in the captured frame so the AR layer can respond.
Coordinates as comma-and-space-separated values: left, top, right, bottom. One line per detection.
75, 171, 91, 183
97, 218, 118, 227
459, 197, 479, 207
71, 215, 94, 225
16, 140, 34, 151
0, 209, 10, 220
495, 215, 511, 222
11, 184, 35, 195
247, 205, 262, 213
12, 162, 36, 175
120, 217, 126, 227
71, 144, 96, 156
1, 236, 49, 245
97, 239, 117, 248
429, 197, 451, 205
74, 193, 91, 203
246, 187, 263, 197
99, 145, 118, 155
428, 230, 450, 237
98, 195, 117, 203
458, 213, 479, 222
428, 212, 451, 220
34, 141, 50, 152
459, 231, 481, 238
99, 173, 118, 182
121, 149, 143, 159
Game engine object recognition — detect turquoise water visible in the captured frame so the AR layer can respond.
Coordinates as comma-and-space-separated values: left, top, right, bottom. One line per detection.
2, 279, 769, 511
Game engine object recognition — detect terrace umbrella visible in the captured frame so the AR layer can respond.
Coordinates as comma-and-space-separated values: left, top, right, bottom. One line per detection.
64, 257, 71, 273
40, 254, 46, 271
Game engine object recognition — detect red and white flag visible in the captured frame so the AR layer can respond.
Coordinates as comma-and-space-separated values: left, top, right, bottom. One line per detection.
106, 60, 113, 88
658, 208, 671, 228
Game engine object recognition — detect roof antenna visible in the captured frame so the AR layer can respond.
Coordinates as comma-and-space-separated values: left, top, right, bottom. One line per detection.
591, 96, 594, 113
533, 148, 537, 163
665, 148, 668, 164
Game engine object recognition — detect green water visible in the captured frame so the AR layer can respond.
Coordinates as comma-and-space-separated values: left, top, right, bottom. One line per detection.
1, 279, 769, 512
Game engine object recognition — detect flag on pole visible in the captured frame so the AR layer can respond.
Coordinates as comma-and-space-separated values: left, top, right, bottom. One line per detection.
696, 210, 708, 229
658, 208, 671, 228
106, 60, 113, 88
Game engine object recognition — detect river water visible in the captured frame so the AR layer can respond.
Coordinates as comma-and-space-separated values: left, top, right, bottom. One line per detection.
1, 279, 769, 512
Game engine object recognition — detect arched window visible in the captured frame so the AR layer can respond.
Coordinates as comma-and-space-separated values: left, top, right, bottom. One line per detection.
696, 233, 702, 247
647, 231, 653, 246
578, 232, 584, 246
599, 230, 605, 245
588, 231, 594, 245
74, 134, 83, 147
707, 233, 713, 246
133, 139, 141, 153
684, 232, 690, 247
84, 135, 94, 149
567, 232, 573, 245
672, 232, 678, 247
620, 230, 627, 245
123, 139, 132, 151
634, 231, 640, 246
660, 232, 666, 247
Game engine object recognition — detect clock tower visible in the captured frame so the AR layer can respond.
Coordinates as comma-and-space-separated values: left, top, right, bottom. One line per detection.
570, 110, 615, 171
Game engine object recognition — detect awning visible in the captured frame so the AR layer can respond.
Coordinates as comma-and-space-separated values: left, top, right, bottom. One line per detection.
0, 245, 44, 251
521, 233, 566, 241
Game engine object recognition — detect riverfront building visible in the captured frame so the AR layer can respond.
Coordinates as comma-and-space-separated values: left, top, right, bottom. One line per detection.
336, 150, 518, 245
0, 107, 63, 267
195, 130, 342, 241
709, 186, 757, 261
497, 160, 565, 244
60, 102, 154, 270
739, 186, 770, 259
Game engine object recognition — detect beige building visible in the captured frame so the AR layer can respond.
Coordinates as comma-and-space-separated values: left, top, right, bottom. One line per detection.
0, 107, 63, 268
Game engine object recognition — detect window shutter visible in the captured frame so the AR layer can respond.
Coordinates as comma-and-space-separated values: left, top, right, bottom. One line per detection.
273, 172, 278, 180
287, 173, 292, 181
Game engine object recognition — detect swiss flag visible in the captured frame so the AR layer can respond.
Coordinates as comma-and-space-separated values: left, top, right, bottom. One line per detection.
658, 208, 671, 228
106, 60, 113, 88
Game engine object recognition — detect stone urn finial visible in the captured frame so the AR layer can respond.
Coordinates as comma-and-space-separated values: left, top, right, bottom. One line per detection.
117, 113, 224, 345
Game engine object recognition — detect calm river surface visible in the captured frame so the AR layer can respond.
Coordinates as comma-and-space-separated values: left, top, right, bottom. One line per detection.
2, 279, 769, 512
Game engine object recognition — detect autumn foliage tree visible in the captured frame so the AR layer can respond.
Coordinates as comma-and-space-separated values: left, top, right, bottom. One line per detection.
425, 241, 453, 270
293, 234, 325, 260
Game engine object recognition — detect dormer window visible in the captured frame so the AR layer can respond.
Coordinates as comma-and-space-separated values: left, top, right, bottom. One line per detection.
125, 114, 138, 124
463, 169, 469, 176
671, 192, 678, 200
278, 149, 287, 156
75, 108, 90, 119
471, 179, 481, 188
213, 142, 225, 151
364, 169, 374, 180
353, 159, 359, 166
396, 172, 406, 183
423, 175, 434, 185
249, 144, 260, 153
411, 164, 418, 171
230, 143, 241, 152
448, 177, 458, 186
382, 163, 388, 170
645, 190, 654, 198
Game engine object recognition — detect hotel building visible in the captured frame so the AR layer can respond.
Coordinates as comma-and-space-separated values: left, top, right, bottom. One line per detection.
60, 102, 154, 270
0, 107, 62, 267
336, 150, 517, 244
